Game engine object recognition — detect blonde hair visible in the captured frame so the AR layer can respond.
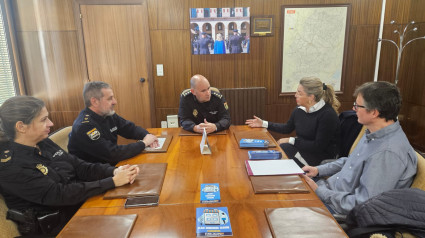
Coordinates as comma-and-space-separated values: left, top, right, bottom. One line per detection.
299, 77, 340, 113
216, 33, 223, 41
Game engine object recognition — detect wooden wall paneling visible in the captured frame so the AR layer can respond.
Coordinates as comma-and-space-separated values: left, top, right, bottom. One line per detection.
261, 33, 280, 105
16, 32, 48, 99
385, 0, 410, 24
233, 13, 278, 89
49, 111, 81, 131
344, 26, 379, 97
191, 54, 236, 89
146, 0, 158, 29
156, 108, 179, 127
408, 0, 425, 22
16, 31, 85, 111
11, 0, 76, 31
235, 0, 264, 15
157, 0, 186, 29
350, 0, 383, 26
150, 30, 192, 108
400, 103, 425, 152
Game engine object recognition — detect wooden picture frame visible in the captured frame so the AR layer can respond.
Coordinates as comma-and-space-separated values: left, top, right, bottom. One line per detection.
251, 15, 274, 36
279, 5, 351, 95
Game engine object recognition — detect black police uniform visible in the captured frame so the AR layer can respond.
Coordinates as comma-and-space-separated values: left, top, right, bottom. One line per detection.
0, 139, 115, 234
178, 88, 231, 132
68, 108, 149, 165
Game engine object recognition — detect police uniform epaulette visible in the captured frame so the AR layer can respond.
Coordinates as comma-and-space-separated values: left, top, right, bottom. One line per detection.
0, 149, 12, 163
181, 89, 192, 97
211, 89, 223, 99
81, 114, 91, 124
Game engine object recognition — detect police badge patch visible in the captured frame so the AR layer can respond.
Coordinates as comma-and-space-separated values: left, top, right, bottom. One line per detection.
224, 102, 229, 110
87, 128, 100, 140
193, 109, 198, 117
36, 164, 48, 175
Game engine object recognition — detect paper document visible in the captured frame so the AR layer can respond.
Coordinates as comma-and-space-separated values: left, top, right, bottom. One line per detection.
246, 160, 304, 176
145, 137, 166, 151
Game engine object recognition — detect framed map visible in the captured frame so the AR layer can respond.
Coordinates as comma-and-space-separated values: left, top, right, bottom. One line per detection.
279, 5, 351, 94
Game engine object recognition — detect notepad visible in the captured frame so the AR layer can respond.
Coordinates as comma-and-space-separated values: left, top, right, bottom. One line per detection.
245, 159, 304, 176
145, 137, 166, 151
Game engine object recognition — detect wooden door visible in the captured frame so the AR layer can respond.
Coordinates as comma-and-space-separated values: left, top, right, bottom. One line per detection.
80, 3, 154, 128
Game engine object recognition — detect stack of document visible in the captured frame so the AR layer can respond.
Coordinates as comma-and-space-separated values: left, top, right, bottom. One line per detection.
248, 150, 282, 160
239, 139, 269, 148
245, 160, 304, 176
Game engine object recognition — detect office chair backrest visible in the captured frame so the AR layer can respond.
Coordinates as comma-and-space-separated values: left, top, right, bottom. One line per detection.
339, 110, 363, 157
0, 194, 20, 237
411, 152, 425, 191
49, 126, 72, 152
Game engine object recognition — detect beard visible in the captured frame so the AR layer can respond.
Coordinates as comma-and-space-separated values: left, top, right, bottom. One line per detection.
104, 109, 115, 117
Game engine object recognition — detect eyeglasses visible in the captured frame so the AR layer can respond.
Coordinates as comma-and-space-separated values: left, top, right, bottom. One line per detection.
353, 102, 366, 110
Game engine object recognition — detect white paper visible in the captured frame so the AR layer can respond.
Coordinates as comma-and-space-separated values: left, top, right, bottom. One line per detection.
247, 160, 304, 176
145, 137, 166, 151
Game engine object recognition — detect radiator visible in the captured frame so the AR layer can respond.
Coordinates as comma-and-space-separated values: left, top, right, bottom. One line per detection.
219, 87, 266, 125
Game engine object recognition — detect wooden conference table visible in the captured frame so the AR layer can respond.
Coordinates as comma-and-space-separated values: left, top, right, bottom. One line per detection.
61, 125, 346, 237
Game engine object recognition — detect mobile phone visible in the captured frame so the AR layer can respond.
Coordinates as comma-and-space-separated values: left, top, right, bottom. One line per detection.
124, 196, 159, 208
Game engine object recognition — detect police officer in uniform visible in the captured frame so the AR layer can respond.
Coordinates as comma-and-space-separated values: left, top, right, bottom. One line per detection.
68, 81, 158, 165
197, 32, 214, 55
0, 96, 139, 236
178, 74, 231, 133
229, 29, 244, 54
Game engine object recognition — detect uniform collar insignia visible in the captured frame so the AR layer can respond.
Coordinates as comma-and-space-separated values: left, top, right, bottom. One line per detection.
193, 109, 198, 117
1, 150, 11, 163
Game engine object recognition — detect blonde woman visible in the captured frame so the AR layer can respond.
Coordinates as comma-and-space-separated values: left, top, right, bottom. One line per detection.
214, 33, 226, 54
246, 77, 340, 166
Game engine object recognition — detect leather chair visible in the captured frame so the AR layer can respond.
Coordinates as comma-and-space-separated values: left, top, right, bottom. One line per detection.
48, 126, 72, 152
0, 194, 20, 237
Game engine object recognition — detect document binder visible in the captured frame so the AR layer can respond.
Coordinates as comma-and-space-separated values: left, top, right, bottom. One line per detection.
104, 163, 167, 199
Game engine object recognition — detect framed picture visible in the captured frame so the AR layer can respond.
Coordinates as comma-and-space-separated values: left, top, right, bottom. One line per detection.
251, 15, 274, 36
279, 5, 351, 94
189, 7, 251, 55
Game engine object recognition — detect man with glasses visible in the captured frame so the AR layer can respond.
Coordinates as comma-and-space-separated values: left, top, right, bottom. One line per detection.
302, 81, 417, 215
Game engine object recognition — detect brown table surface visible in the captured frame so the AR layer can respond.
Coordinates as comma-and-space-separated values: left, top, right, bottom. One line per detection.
61, 125, 346, 237
71, 200, 336, 238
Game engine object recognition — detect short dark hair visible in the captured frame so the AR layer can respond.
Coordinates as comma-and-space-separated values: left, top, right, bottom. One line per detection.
354, 81, 401, 121
0, 96, 45, 142
83, 81, 111, 107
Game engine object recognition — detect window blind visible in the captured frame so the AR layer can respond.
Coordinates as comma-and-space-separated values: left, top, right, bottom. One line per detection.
0, 2, 16, 106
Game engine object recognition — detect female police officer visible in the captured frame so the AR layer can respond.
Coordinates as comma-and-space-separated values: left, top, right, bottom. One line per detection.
0, 96, 139, 236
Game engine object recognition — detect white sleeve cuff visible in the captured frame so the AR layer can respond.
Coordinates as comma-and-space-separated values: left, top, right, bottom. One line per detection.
262, 120, 268, 128
289, 137, 295, 145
